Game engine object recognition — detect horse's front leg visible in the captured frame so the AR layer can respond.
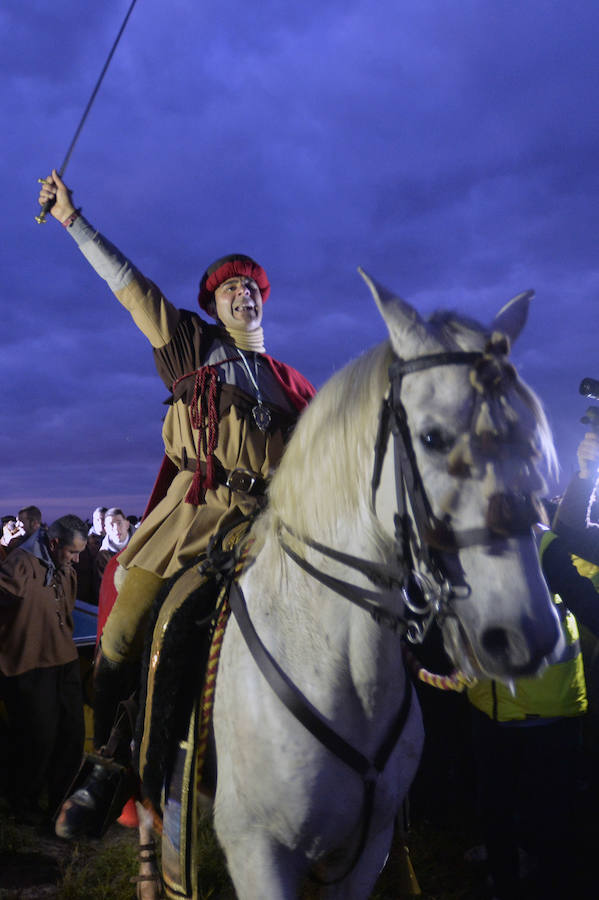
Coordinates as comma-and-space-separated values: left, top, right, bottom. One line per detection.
216, 823, 307, 900
318, 822, 396, 900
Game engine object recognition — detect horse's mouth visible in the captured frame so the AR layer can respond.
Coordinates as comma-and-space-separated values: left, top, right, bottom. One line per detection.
442, 614, 556, 682
440, 617, 480, 681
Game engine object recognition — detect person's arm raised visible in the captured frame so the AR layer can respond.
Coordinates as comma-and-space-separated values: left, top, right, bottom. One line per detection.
36, 170, 180, 347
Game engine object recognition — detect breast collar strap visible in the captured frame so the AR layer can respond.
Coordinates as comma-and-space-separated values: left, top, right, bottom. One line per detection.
228, 578, 413, 885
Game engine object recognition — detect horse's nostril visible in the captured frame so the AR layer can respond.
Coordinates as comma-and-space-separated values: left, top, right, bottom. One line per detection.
481, 627, 510, 658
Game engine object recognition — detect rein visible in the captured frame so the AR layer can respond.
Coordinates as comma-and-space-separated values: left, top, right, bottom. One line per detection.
278, 340, 538, 644
278, 525, 410, 633
278, 349, 487, 646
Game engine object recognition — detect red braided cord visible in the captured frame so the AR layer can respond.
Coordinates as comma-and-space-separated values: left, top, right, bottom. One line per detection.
171, 357, 239, 395
185, 366, 219, 504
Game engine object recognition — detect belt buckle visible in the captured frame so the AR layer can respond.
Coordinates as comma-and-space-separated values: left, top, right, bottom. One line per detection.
226, 468, 257, 494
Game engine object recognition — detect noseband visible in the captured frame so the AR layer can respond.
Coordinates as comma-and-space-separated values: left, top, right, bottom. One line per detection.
279, 337, 542, 644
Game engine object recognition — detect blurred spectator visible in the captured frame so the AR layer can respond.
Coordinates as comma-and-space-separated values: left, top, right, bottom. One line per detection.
468, 594, 586, 898
75, 506, 107, 605
88, 506, 107, 556
94, 508, 134, 597
1, 508, 43, 559
0, 515, 87, 824
465, 506, 599, 900
553, 431, 599, 563
0, 515, 24, 558
16, 506, 43, 539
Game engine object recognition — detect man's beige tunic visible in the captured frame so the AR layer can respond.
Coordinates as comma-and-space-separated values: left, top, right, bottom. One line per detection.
68, 217, 314, 579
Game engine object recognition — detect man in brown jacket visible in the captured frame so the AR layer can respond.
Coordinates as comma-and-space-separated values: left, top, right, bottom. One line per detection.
0, 515, 87, 824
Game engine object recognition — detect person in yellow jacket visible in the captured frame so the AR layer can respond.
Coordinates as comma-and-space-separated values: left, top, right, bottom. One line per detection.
467, 527, 589, 900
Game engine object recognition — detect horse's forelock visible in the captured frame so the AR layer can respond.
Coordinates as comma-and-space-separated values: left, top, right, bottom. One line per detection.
428, 311, 557, 478
426, 310, 487, 352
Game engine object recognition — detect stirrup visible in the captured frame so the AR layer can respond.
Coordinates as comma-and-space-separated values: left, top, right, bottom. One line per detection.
54, 754, 137, 840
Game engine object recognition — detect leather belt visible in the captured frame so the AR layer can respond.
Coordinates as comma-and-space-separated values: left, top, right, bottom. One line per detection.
181, 456, 266, 496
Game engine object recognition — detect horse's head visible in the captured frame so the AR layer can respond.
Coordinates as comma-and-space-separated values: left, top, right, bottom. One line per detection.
360, 270, 561, 681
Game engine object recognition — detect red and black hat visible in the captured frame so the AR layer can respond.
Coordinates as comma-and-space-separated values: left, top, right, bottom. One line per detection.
198, 253, 270, 314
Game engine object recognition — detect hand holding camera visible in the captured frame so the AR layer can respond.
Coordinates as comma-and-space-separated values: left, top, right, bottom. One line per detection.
579, 378, 599, 477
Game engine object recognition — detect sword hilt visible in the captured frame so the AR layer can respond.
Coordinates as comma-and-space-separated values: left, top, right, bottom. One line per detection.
36, 178, 55, 224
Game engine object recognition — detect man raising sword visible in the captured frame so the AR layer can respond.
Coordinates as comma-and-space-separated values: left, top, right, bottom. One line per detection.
37, 171, 315, 838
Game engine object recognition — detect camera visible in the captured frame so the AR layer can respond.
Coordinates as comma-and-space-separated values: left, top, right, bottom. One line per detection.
580, 377, 599, 433
579, 377, 599, 400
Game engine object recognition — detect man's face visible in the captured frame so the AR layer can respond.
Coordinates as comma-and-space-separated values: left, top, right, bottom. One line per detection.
212, 277, 263, 331
92, 509, 105, 534
104, 514, 130, 544
49, 535, 87, 568
17, 511, 40, 536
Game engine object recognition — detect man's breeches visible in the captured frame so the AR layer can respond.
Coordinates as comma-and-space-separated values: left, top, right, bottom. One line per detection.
100, 566, 165, 664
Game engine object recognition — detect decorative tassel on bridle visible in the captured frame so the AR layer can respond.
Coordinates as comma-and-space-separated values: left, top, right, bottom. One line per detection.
184, 366, 220, 505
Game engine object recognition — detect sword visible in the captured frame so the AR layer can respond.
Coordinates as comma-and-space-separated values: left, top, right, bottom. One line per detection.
36, 0, 140, 223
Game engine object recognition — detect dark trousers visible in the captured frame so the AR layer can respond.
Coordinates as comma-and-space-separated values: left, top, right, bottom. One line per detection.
471, 706, 583, 899
1, 659, 85, 815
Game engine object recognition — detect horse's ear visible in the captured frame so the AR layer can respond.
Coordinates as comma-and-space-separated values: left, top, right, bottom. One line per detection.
358, 267, 428, 347
491, 290, 534, 344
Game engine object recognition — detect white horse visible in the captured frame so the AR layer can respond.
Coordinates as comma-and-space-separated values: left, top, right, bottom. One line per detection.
169, 274, 561, 899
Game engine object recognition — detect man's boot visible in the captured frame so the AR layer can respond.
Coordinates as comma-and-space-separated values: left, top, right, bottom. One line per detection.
55, 652, 139, 839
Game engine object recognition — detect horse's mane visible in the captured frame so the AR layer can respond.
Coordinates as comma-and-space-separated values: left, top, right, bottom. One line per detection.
267, 309, 556, 541
268, 341, 393, 540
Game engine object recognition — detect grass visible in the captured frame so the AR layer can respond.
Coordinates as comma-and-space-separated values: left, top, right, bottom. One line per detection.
0, 802, 485, 900
190, 808, 484, 900
56, 831, 141, 900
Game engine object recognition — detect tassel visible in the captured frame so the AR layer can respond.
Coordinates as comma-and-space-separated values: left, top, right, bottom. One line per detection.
185, 367, 220, 505
474, 400, 497, 438
184, 469, 206, 506
482, 462, 499, 499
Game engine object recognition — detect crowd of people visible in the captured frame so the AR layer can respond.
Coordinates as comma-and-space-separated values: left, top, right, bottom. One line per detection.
0, 503, 140, 827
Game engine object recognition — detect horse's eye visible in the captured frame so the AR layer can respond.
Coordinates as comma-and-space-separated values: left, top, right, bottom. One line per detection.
420, 428, 454, 453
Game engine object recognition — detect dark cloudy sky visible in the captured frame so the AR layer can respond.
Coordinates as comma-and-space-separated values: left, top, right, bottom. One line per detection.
2, 0, 599, 522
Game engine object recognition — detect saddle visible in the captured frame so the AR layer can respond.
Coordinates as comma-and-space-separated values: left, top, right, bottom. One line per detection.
135, 517, 253, 813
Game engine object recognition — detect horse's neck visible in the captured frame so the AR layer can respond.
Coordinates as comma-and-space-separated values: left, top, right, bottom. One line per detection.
246, 522, 406, 724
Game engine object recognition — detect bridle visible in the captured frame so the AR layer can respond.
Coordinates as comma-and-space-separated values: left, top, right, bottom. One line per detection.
277, 337, 540, 644
278, 349, 481, 643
